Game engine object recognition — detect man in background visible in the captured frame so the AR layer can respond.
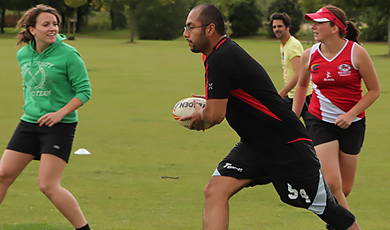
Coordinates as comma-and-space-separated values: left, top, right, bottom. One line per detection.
271, 13, 312, 122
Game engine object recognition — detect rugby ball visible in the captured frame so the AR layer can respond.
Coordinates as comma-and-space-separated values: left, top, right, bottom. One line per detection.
172, 97, 213, 130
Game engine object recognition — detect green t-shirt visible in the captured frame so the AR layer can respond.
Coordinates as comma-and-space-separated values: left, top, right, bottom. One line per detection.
17, 34, 91, 123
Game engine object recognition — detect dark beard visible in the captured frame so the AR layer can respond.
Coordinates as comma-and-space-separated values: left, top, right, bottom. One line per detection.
191, 48, 201, 53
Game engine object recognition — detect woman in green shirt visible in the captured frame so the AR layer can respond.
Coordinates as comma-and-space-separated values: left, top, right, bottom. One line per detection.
0, 5, 91, 230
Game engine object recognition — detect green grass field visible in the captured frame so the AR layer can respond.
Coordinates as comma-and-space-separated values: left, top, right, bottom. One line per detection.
0, 33, 389, 229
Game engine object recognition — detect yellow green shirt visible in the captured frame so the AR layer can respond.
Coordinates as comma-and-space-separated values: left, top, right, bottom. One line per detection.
280, 36, 312, 98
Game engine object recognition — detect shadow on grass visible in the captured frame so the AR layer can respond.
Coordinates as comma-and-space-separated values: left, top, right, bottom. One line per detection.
0, 223, 69, 230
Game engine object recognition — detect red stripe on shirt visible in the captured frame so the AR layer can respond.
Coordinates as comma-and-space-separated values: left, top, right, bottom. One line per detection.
205, 62, 209, 99
230, 88, 282, 121
286, 138, 312, 144
203, 38, 227, 99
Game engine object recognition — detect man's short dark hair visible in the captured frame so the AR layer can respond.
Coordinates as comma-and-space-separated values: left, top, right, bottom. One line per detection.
270, 13, 291, 28
193, 4, 226, 36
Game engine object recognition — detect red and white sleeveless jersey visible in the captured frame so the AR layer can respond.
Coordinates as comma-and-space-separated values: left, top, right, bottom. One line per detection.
308, 40, 364, 123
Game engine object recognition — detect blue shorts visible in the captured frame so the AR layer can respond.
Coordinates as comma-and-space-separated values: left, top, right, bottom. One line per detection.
6, 120, 77, 163
305, 113, 365, 155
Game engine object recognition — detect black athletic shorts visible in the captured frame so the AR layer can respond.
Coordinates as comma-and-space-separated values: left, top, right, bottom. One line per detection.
283, 94, 311, 122
6, 120, 77, 163
213, 141, 323, 207
212, 140, 356, 229
305, 113, 365, 155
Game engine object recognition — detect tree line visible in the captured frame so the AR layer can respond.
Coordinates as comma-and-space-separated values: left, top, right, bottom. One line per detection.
0, 0, 389, 53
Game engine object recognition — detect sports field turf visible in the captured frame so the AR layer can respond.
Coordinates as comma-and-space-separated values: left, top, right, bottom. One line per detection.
0, 35, 389, 229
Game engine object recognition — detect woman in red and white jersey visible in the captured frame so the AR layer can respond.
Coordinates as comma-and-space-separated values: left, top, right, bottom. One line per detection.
292, 4, 380, 223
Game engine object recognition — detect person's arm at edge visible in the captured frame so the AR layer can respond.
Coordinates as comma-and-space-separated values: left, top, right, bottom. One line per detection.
335, 44, 380, 129
292, 48, 311, 117
279, 56, 301, 98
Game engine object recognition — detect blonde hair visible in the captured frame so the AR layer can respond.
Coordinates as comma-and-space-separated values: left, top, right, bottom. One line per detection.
16, 4, 61, 45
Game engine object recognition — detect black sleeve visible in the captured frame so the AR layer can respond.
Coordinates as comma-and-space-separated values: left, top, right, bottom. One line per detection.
206, 52, 236, 99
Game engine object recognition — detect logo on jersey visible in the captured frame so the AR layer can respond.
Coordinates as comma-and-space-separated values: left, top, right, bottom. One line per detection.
337, 64, 352, 76
310, 63, 320, 72
22, 61, 54, 97
324, 71, 335, 81
208, 83, 213, 90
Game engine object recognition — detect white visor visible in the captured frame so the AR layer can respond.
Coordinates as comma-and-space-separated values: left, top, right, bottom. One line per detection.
313, 18, 330, 22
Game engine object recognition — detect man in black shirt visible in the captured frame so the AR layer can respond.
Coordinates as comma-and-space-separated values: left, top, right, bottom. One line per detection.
181, 3, 361, 230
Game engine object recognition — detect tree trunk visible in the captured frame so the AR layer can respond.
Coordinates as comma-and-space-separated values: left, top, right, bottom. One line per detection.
110, 9, 116, 30
1, 8, 5, 34
388, 16, 390, 55
129, 5, 136, 43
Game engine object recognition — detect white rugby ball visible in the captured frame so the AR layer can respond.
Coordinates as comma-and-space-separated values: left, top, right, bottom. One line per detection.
172, 97, 213, 130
